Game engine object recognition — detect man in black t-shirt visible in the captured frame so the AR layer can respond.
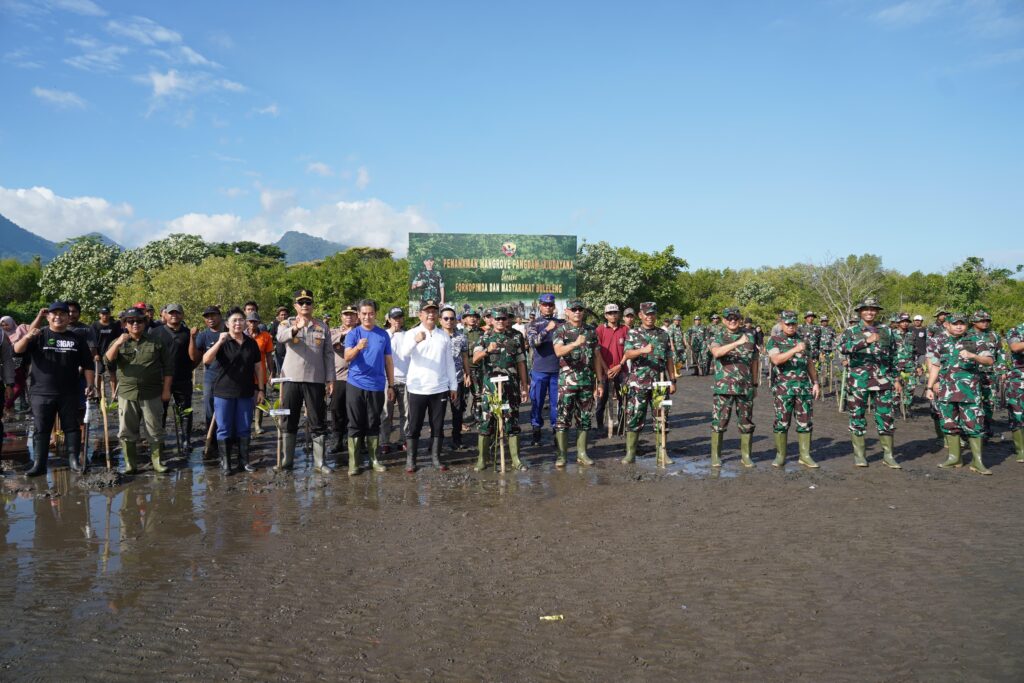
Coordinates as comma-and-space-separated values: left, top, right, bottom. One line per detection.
154, 303, 197, 449
14, 302, 95, 476
91, 306, 122, 386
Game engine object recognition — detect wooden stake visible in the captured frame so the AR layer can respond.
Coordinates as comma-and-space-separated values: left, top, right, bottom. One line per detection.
99, 377, 111, 471
496, 379, 506, 474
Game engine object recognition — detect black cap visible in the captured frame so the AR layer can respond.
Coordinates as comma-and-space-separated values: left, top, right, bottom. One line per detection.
293, 289, 314, 302
47, 301, 69, 313
202, 305, 222, 317
98, 306, 111, 314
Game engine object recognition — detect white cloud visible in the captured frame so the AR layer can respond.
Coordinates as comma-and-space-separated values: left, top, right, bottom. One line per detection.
253, 103, 279, 117
137, 69, 244, 105
356, 166, 370, 190
207, 30, 234, 50
48, 0, 105, 16
216, 78, 245, 92
151, 45, 219, 68
0, 185, 132, 243
306, 161, 333, 177
32, 86, 86, 108
3, 47, 43, 69
873, 0, 949, 26
106, 16, 181, 45
219, 187, 248, 198
165, 212, 246, 243
258, 186, 297, 213
65, 35, 130, 72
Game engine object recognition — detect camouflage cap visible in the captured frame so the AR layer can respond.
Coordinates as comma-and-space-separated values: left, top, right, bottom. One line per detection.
971, 309, 991, 322
854, 297, 883, 311
710, 313, 721, 320
420, 299, 440, 310
492, 306, 510, 318
947, 311, 969, 324
780, 310, 798, 324
804, 311, 817, 318
673, 314, 682, 321
623, 307, 635, 315
934, 307, 950, 317
423, 255, 436, 261
820, 314, 829, 321
898, 312, 911, 322
722, 307, 741, 319
693, 315, 702, 320
566, 298, 585, 309
639, 301, 657, 314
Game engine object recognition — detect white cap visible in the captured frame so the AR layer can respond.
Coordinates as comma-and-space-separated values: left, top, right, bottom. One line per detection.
913, 315, 924, 321
604, 303, 620, 313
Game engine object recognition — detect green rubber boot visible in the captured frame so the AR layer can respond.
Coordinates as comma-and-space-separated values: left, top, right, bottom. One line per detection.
576, 430, 594, 466
367, 436, 386, 472
311, 435, 332, 474
852, 434, 868, 467
621, 432, 638, 464
772, 432, 787, 468
1012, 429, 1024, 463
739, 432, 754, 468
508, 435, 527, 471
274, 433, 296, 472
150, 443, 168, 474
710, 431, 722, 468
475, 434, 490, 472
968, 436, 991, 475
121, 440, 137, 475
880, 435, 901, 469
797, 431, 819, 468
347, 436, 360, 476
938, 434, 961, 468
554, 431, 568, 468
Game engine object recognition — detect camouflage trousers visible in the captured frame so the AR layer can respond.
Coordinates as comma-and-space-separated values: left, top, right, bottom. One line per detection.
1006, 370, 1024, 432
711, 394, 754, 434
699, 349, 712, 376
624, 387, 669, 433
938, 400, 984, 438
772, 392, 813, 433
555, 383, 595, 432
979, 373, 995, 436
466, 367, 482, 424
846, 386, 895, 436
477, 382, 521, 437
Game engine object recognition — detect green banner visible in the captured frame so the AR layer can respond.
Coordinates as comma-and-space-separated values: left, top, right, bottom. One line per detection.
408, 232, 577, 314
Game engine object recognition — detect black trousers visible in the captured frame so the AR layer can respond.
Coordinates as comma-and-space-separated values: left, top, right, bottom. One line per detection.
162, 380, 194, 433
347, 386, 385, 438
331, 379, 348, 442
594, 374, 625, 427
32, 393, 82, 441
407, 391, 448, 440
281, 381, 327, 436
449, 383, 466, 442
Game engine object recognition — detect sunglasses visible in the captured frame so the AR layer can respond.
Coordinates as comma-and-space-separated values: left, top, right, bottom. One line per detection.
296, 299, 313, 306
493, 316, 508, 321
569, 307, 584, 312
441, 316, 455, 321
124, 319, 144, 325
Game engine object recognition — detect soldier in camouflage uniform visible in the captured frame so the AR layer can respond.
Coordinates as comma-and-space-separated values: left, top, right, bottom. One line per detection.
709, 307, 759, 468
471, 307, 530, 471
620, 302, 677, 464
970, 309, 1004, 439
701, 314, 721, 376
766, 310, 821, 468
893, 312, 917, 412
838, 297, 902, 468
686, 316, 705, 376
924, 314, 949, 442
1004, 321, 1024, 463
927, 308, 949, 339
668, 315, 686, 375
462, 310, 483, 426
410, 256, 445, 306
552, 299, 605, 467
798, 311, 821, 360
925, 312, 996, 474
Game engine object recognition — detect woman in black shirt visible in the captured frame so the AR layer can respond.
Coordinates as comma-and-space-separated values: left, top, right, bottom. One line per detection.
202, 309, 265, 473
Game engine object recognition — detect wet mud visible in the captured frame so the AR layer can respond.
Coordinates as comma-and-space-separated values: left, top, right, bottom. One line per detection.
1, 375, 1023, 681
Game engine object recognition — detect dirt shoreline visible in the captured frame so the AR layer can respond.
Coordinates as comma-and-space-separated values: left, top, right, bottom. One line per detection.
1, 375, 1022, 681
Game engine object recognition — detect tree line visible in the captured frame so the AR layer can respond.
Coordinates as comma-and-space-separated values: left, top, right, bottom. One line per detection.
0, 234, 1021, 332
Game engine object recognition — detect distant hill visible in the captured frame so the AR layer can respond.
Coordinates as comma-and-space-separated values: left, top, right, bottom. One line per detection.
0, 213, 60, 262
274, 230, 347, 264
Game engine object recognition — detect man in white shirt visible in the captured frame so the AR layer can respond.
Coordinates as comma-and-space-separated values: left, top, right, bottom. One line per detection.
380, 307, 409, 456
396, 299, 458, 472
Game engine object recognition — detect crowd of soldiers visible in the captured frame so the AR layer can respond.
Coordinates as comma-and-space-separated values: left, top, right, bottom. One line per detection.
2, 290, 1022, 479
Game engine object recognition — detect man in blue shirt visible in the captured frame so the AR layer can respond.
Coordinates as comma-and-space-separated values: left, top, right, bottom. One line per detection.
527, 293, 562, 447
190, 306, 225, 456
343, 298, 396, 475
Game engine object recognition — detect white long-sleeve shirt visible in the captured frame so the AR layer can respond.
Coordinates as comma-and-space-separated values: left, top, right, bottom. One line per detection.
397, 323, 457, 396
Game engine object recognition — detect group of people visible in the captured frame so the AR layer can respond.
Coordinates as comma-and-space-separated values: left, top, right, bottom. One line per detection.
2, 289, 1022, 479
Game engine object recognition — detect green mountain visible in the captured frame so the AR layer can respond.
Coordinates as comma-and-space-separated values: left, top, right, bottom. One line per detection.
0, 212, 60, 262
274, 230, 347, 264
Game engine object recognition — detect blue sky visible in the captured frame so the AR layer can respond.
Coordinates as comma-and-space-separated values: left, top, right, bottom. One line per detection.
1, 0, 1021, 272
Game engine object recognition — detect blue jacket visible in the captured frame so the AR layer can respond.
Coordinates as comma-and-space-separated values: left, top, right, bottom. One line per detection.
527, 315, 563, 373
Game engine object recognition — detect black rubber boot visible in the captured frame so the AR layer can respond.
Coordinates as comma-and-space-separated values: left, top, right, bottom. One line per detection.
67, 431, 85, 474
431, 437, 447, 471
405, 438, 417, 473
26, 435, 49, 477
218, 439, 231, 473
238, 436, 255, 472
531, 428, 542, 448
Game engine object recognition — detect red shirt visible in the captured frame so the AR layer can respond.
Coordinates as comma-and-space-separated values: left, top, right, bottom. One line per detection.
596, 323, 629, 368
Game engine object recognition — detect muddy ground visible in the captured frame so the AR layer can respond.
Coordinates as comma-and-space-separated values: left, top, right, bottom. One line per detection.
1, 375, 1022, 681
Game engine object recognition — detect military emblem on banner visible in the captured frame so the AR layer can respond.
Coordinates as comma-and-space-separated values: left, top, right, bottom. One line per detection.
501, 241, 517, 257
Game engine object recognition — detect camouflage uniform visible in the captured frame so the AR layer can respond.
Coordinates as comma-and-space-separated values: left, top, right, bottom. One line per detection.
971, 311, 1005, 438
463, 324, 484, 424
412, 267, 444, 305
1005, 324, 1024, 460
685, 321, 705, 375
838, 320, 899, 436
474, 328, 526, 436
930, 331, 994, 438
766, 334, 814, 433
668, 322, 685, 372
700, 319, 720, 375
710, 327, 757, 434
553, 321, 600, 431
623, 325, 673, 433
819, 324, 836, 355
797, 317, 821, 360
